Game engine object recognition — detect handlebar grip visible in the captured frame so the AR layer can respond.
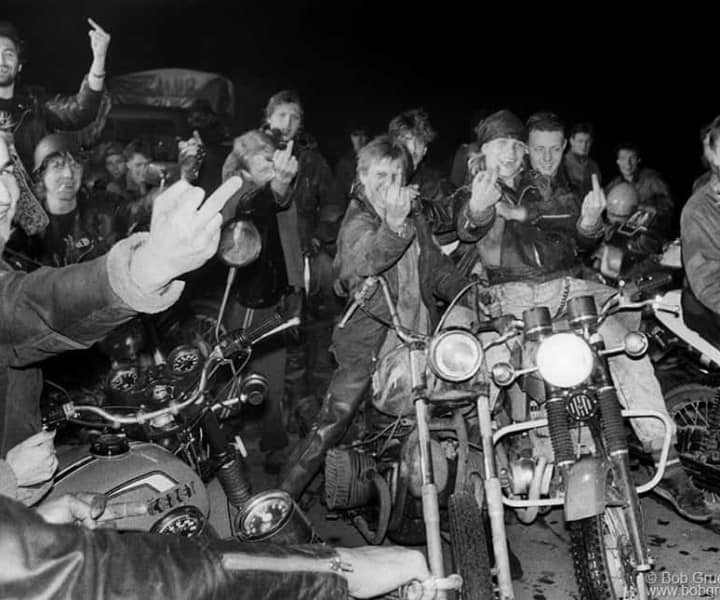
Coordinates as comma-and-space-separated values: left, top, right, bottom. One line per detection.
218, 312, 296, 357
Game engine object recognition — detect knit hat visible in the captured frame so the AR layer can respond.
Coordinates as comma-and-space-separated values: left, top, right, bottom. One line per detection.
476, 110, 527, 146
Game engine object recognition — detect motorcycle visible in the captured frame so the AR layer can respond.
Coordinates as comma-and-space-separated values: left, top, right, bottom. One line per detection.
486, 287, 674, 599
641, 252, 720, 510
41, 220, 300, 536
326, 276, 673, 599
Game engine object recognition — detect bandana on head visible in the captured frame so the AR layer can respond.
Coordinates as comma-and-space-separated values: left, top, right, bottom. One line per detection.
476, 110, 527, 146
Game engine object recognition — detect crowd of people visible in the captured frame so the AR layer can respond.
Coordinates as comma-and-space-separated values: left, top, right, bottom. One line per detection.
1, 13, 720, 600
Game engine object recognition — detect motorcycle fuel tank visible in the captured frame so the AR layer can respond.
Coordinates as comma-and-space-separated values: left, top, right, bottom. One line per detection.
49, 435, 209, 533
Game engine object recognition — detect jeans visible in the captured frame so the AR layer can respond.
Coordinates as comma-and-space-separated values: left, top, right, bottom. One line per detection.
482, 276, 674, 453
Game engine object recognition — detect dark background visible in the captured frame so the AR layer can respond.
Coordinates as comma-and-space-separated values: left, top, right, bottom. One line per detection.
3, 0, 715, 205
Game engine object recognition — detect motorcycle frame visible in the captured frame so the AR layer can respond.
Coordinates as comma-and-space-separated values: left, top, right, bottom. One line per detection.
491, 408, 674, 509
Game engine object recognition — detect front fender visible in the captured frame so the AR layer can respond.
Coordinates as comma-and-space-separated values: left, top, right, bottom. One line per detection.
563, 455, 610, 522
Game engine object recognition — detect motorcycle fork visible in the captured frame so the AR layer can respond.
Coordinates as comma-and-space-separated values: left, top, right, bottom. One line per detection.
409, 345, 446, 598
476, 382, 515, 600
592, 341, 652, 573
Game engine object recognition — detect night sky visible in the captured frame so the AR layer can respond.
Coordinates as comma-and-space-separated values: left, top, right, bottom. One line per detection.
3, 0, 714, 203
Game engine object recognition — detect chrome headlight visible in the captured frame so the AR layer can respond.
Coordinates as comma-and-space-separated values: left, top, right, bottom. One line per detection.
428, 329, 483, 382
236, 490, 292, 540
535, 332, 594, 388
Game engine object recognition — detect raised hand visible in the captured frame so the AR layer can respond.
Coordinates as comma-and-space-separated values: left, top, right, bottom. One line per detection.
6, 430, 58, 487
87, 18, 111, 62
272, 139, 299, 185
129, 177, 243, 293
384, 181, 413, 233
580, 173, 607, 229
469, 168, 501, 216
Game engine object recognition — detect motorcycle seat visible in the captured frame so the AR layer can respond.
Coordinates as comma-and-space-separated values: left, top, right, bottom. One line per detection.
654, 289, 720, 368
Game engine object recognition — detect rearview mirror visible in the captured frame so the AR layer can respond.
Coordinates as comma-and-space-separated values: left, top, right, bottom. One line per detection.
217, 219, 262, 267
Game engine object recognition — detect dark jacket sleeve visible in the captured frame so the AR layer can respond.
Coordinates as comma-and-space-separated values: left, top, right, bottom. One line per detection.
336, 201, 415, 282
682, 194, 720, 314
292, 151, 344, 250
455, 191, 497, 243
41, 76, 103, 131
427, 241, 471, 303
0, 495, 348, 600
0, 234, 183, 367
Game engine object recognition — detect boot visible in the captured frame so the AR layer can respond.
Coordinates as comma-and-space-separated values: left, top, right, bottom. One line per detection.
279, 390, 364, 500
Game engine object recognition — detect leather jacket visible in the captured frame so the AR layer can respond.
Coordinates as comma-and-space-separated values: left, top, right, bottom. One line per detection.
0, 78, 104, 172
334, 187, 470, 338
261, 127, 345, 254
0, 234, 183, 456
0, 494, 348, 600
409, 161, 459, 245
456, 167, 603, 284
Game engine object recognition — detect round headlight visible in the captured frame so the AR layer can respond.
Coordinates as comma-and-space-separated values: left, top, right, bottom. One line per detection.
428, 329, 483, 382
236, 490, 292, 540
535, 333, 594, 388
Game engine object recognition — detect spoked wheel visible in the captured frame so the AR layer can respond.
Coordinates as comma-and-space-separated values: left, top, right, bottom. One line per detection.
448, 491, 494, 600
569, 507, 648, 600
665, 383, 720, 508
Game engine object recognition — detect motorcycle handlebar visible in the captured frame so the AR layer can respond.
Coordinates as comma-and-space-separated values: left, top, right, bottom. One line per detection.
55, 312, 301, 428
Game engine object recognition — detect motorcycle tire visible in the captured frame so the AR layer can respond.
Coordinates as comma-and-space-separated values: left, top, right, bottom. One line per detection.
448, 491, 493, 600
568, 507, 648, 600
665, 382, 716, 435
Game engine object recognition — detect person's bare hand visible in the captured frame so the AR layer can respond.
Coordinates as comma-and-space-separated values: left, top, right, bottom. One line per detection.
272, 140, 299, 185
87, 18, 111, 60
495, 201, 527, 222
36, 493, 147, 529
580, 174, 606, 228
336, 546, 432, 598
384, 182, 413, 232
6, 430, 58, 487
129, 177, 243, 292
469, 168, 501, 216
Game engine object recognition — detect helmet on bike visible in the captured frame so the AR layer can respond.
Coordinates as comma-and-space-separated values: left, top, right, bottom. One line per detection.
605, 182, 639, 224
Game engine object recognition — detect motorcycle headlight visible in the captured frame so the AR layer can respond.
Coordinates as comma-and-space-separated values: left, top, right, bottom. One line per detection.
236, 490, 291, 540
535, 332, 594, 388
428, 329, 483, 382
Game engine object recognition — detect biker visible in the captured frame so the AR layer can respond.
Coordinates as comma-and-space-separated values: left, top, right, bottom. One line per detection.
280, 134, 477, 498
605, 141, 675, 240
586, 181, 671, 280
457, 109, 710, 522
681, 113, 720, 348
6, 133, 125, 267
0, 492, 436, 599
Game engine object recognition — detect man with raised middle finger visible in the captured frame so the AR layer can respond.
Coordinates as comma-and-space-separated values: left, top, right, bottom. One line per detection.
280, 135, 475, 499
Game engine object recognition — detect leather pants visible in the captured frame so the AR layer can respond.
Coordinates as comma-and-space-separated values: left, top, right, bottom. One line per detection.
280, 343, 375, 499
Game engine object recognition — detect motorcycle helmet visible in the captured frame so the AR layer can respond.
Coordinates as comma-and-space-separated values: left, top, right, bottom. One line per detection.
32, 133, 81, 176
605, 182, 639, 224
